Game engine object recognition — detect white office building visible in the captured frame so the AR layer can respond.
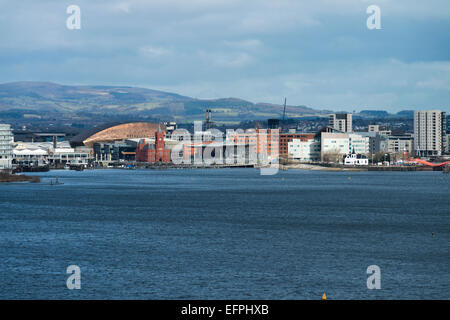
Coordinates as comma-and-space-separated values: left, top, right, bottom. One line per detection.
349, 133, 370, 154
288, 139, 321, 162
0, 124, 13, 170
321, 132, 369, 163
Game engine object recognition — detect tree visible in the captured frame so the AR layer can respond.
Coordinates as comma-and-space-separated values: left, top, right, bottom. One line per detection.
322, 150, 342, 164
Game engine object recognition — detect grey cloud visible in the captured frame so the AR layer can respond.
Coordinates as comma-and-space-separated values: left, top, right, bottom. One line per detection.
0, 0, 448, 111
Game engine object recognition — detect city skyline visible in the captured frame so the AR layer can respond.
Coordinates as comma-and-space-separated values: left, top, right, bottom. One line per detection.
1, 0, 449, 305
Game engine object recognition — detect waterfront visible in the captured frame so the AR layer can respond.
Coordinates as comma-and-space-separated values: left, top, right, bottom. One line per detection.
0, 169, 449, 299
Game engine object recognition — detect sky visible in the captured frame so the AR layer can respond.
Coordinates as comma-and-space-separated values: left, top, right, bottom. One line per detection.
0, 0, 449, 112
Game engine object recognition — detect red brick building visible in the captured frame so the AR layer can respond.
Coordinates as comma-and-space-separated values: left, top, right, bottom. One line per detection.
230, 130, 314, 157
136, 127, 171, 163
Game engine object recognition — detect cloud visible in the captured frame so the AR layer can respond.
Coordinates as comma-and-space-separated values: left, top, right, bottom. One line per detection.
0, 0, 449, 111
139, 46, 171, 57
199, 51, 254, 68
115, 2, 132, 13
156, 59, 450, 111
223, 39, 263, 50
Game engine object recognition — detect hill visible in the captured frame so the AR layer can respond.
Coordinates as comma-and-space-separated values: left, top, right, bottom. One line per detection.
0, 81, 326, 123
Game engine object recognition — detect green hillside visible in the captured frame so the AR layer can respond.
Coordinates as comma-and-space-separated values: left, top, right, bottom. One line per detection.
0, 81, 326, 123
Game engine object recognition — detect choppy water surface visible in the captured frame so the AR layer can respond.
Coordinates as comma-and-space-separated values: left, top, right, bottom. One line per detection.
0, 169, 449, 299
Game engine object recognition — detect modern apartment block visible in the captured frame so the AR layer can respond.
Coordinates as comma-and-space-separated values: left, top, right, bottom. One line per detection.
0, 124, 13, 170
349, 133, 370, 154
329, 113, 352, 133
414, 110, 447, 157
387, 134, 414, 155
358, 132, 387, 154
446, 134, 450, 154
368, 124, 391, 136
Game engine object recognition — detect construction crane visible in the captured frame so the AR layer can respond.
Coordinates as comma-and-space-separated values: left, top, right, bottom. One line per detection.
205, 109, 213, 130
282, 98, 287, 121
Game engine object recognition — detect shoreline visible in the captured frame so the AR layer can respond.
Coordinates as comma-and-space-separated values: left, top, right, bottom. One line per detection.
281, 163, 438, 171
0, 172, 41, 183
21, 163, 442, 173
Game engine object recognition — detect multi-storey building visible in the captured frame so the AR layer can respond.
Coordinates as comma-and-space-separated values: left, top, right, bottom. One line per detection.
162, 121, 178, 138
227, 129, 279, 157
0, 124, 13, 170
329, 113, 352, 133
368, 125, 391, 136
387, 134, 414, 155
93, 141, 136, 162
320, 132, 350, 162
228, 129, 314, 159
320, 132, 369, 162
288, 138, 321, 162
358, 132, 388, 154
279, 133, 315, 156
349, 133, 370, 155
414, 110, 447, 157
445, 133, 450, 154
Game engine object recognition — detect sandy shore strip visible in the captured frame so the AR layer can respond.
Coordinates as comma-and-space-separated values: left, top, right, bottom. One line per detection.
281, 164, 367, 171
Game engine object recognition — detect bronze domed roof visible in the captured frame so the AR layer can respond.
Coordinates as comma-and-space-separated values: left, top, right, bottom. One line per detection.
71, 122, 165, 147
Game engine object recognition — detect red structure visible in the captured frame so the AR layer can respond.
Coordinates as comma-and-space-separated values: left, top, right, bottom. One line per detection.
407, 158, 450, 167
136, 126, 171, 163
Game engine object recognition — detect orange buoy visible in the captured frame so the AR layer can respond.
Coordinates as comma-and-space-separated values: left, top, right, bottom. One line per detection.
322, 293, 327, 300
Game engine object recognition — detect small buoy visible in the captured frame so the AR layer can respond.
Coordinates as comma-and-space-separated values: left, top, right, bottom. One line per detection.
322, 293, 327, 300
281, 177, 285, 181
432, 232, 435, 237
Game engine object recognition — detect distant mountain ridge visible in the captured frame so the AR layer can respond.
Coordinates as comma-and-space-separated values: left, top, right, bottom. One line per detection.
0, 81, 327, 123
